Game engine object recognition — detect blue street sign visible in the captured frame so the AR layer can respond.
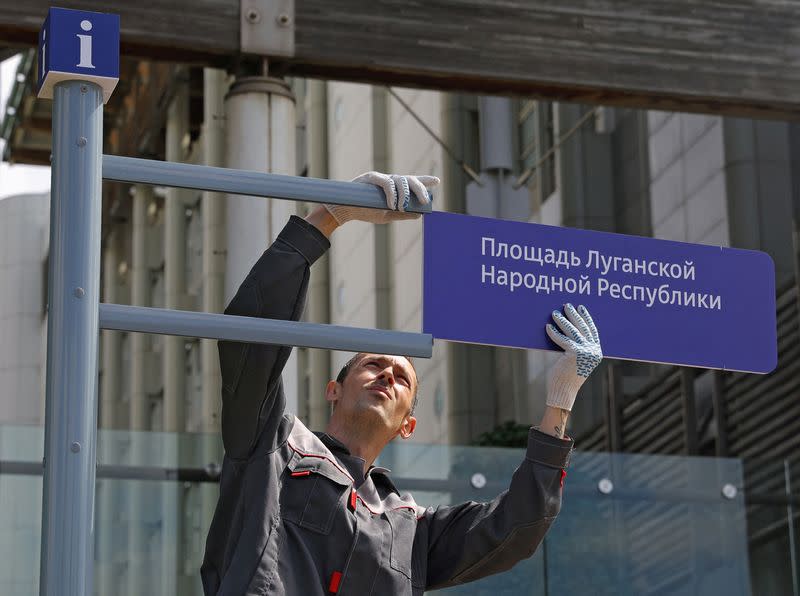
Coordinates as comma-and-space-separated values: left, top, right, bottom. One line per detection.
423, 212, 777, 374
37, 7, 120, 103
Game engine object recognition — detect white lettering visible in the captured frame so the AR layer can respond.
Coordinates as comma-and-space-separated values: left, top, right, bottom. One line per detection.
77, 20, 96, 69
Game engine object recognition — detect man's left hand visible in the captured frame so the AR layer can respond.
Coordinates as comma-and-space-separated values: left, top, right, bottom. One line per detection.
545, 303, 603, 412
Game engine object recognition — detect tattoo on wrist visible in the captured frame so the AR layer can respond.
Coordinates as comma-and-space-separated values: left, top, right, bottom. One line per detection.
554, 410, 569, 438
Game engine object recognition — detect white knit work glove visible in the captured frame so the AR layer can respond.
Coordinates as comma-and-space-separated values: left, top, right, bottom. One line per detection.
324, 172, 439, 225
545, 303, 603, 411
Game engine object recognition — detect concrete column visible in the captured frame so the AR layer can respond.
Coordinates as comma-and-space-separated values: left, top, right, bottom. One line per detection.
372, 86, 393, 332
306, 79, 333, 429
129, 185, 151, 431
225, 76, 298, 412
101, 228, 122, 430
98, 226, 122, 596
201, 68, 226, 433
200, 67, 228, 560
163, 77, 190, 596
128, 183, 152, 595
164, 79, 189, 432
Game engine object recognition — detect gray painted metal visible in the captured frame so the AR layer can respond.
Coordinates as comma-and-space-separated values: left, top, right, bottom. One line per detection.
40, 81, 103, 596
99, 303, 433, 358
240, 0, 294, 57
102, 155, 433, 212
786, 461, 799, 596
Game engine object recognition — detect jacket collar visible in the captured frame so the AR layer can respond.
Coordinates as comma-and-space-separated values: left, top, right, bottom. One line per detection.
315, 431, 392, 477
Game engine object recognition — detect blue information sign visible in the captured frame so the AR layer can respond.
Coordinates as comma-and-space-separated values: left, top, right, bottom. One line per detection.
423, 212, 777, 374
37, 7, 120, 103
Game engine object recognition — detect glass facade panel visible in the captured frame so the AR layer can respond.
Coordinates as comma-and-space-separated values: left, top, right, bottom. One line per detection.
0, 426, 750, 595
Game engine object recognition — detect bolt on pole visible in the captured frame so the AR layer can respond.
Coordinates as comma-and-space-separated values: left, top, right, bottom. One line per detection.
40, 79, 104, 596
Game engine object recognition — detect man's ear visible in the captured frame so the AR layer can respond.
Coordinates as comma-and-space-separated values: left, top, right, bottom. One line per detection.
325, 380, 340, 406
398, 415, 416, 440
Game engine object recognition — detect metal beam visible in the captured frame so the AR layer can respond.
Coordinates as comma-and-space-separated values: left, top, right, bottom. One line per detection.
3, 1, 800, 117
605, 362, 624, 452
681, 368, 699, 456
102, 155, 433, 212
99, 303, 433, 358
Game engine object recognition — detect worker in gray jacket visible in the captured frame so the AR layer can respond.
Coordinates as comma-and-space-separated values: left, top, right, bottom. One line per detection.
201, 172, 603, 595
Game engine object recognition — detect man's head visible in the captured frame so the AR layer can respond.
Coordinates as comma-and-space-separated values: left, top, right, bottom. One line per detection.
325, 353, 418, 445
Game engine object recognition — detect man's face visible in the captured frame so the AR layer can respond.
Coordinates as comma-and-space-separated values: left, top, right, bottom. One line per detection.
328, 353, 417, 440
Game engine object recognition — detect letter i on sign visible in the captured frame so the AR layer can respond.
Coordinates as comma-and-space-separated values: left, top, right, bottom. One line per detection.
76, 19, 95, 69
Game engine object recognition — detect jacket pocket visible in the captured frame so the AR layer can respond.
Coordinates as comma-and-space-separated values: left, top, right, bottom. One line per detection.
280, 455, 352, 534
386, 508, 418, 581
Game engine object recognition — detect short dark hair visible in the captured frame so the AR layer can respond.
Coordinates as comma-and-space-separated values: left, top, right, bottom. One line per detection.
336, 353, 419, 415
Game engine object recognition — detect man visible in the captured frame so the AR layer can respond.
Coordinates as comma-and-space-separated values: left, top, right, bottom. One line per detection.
201, 172, 603, 595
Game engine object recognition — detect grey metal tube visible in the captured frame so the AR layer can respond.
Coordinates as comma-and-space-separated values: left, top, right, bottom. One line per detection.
479, 96, 514, 172
786, 460, 799, 596
102, 154, 433, 213
40, 80, 103, 596
99, 303, 433, 358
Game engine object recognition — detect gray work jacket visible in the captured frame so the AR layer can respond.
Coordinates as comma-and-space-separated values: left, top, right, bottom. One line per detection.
201, 215, 574, 595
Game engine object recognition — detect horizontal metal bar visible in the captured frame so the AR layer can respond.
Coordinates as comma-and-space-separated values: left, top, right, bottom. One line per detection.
99, 303, 433, 358
0, 460, 221, 483
5, 459, 793, 505
102, 155, 433, 212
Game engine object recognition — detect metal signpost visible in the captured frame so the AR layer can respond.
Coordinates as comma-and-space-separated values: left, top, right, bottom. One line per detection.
36, 7, 432, 595
38, 8, 119, 596
424, 212, 777, 374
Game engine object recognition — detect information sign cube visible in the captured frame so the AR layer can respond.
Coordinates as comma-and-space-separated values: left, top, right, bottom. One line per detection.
37, 7, 120, 103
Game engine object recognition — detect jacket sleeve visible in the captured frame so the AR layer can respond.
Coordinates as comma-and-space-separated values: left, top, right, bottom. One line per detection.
420, 428, 573, 590
218, 215, 330, 460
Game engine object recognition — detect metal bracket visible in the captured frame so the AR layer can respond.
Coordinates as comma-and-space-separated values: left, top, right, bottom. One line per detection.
240, 0, 295, 57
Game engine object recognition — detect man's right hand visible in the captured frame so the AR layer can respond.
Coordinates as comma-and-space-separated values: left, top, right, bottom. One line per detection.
324, 171, 440, 226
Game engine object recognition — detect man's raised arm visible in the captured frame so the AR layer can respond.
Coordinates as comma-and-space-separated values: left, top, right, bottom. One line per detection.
218, 172, 438, 460
218, 213, 331, 459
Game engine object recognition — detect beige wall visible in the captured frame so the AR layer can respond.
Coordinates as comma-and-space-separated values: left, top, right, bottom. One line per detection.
0, 193, 48, 425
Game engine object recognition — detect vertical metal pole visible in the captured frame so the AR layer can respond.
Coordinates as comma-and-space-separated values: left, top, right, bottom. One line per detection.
605, 362, 624, 452
711, 370, 729, 457
40, 80, 103, 596
681, 368, 698, 455
786, 460, 800, 596
680, 368, 700, 593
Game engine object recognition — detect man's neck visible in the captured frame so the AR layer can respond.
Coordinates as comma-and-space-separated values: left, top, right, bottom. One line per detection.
323, 422, 386, 475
